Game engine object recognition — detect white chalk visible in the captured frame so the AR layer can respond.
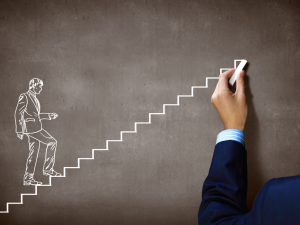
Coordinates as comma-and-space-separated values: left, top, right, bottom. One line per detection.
229, 59, 247, 86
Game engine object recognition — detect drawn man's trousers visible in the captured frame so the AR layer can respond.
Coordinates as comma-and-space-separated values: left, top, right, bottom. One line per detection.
25, 129, 57, 175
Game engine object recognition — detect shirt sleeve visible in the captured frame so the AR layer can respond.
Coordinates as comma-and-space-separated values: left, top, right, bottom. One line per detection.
216, 128, 245, 148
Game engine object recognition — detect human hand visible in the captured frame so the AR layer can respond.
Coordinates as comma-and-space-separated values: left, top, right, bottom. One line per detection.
17, 133, 23, 140
211, 68, 248, 131
50, 113, 58, 120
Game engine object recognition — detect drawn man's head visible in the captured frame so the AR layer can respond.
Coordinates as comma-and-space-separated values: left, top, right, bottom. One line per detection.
29, 78, 43, 94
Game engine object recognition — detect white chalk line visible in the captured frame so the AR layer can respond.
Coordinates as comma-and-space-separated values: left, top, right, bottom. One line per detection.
0, 77, 219, 213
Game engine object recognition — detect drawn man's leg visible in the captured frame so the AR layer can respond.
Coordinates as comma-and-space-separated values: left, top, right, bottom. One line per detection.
24, 134, 42, 185
27, 129, 61, 178
38, 129, 61, 176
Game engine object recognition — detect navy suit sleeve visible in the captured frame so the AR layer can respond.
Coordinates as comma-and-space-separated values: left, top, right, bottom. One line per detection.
198, 140, 248, 224
198, 140, 300, 225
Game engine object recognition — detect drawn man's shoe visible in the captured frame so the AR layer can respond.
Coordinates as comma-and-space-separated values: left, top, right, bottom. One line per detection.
23, 173, 42, 186
43, 169, 62, 177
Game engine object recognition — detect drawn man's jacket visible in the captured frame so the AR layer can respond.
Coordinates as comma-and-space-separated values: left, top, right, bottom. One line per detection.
15, 91, 51, 134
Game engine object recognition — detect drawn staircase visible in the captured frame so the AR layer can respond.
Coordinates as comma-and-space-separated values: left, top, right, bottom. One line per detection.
1, 72, 239, 213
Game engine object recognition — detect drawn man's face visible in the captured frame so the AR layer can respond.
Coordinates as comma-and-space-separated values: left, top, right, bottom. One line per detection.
33, 84, 43, 94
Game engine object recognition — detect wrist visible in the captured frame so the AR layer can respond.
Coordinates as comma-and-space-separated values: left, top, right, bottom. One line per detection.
224, 125, 245, 132
224, 119, 246, 132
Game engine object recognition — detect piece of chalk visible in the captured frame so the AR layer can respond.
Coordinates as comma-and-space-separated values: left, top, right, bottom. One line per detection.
229, 59, 247, 86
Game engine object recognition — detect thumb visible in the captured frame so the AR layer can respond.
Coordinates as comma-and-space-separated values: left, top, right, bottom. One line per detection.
236, 70, 245, 97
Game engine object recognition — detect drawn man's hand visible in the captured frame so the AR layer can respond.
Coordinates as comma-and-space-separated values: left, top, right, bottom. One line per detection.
211, 68, 248, 132
50, 113, 58, 120
17, 133, 23, 140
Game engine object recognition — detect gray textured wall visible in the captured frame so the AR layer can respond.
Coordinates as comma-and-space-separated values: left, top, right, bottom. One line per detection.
0, 0, 300, 224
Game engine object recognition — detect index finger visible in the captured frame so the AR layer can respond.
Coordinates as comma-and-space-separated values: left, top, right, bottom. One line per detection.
218, 68, 235, 92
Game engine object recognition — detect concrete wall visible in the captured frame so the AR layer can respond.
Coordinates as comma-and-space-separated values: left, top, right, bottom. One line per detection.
0, 0, 299, 224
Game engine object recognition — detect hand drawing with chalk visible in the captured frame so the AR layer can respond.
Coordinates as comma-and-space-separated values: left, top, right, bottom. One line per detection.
14, 78, 62, 186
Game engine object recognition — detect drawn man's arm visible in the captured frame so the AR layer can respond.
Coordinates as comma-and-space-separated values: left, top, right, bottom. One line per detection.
40, 113, 51, 120
15, 94, 27, 139
40, 113, 58, 120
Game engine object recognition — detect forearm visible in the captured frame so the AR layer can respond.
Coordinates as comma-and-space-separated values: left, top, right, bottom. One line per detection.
199, 66, 249, 224
40, 113, 51, 120
198, 130, 248, 224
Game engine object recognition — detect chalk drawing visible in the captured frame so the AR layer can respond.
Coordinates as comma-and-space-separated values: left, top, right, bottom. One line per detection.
0, 60, 241, 213
220, 59, 245, 79
14, 78, 61, 186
